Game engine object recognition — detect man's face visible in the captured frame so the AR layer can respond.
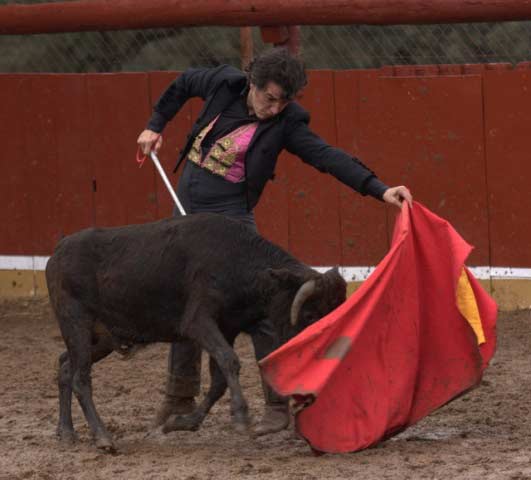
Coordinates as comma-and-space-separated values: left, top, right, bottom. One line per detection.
247, 81, 291, 120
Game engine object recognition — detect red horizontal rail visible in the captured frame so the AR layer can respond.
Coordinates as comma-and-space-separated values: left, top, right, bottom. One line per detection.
2, 0, 531, 34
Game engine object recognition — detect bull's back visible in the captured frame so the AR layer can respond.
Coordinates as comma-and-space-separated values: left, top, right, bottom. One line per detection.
45, 213, 294, 320
45, 215, 209, 320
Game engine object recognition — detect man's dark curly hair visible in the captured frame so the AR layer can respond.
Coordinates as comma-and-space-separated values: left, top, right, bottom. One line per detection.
246, 47, 307, 100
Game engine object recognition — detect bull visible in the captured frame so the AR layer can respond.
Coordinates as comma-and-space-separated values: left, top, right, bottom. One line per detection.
46, 213, 346, 452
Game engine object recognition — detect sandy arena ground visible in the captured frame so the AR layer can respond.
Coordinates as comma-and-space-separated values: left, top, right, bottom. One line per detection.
1, 298, 530, 480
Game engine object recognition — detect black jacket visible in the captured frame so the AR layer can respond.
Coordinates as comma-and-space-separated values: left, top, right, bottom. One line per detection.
147, 65, 388, 210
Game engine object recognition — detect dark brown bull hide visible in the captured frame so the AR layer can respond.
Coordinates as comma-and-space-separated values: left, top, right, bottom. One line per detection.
46, 213, 346, 452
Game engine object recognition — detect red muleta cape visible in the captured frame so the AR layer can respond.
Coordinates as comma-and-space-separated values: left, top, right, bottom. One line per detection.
259, 202, 497, 453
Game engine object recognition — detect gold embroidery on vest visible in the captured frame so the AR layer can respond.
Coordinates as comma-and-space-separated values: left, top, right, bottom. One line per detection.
186, 115, 257, 181
188, 117, 218, 167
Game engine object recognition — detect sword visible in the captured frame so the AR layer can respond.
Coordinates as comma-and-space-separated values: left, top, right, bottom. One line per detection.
148, 151, 187, 217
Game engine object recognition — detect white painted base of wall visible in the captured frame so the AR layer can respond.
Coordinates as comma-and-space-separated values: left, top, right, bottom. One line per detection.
3, 255, 531, 280
1, 255, 530, 310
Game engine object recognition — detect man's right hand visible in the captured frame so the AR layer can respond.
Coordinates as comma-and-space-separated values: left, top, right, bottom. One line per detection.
137, 129, 163, 155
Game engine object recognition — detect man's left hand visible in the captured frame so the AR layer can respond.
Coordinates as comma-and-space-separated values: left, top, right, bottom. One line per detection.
382, 186, 413, 208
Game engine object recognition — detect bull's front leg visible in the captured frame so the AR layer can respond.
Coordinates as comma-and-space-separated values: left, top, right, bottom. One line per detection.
205, 339, 250, 432
181, 309, 250, 432
163, 355, 229, 433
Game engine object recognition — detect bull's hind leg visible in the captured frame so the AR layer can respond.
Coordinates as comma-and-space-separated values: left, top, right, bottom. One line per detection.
163, 349, 231, 433
73, 333, 115, 451
57, 351, 76, 444
58, 305, 115, 452
57, 336, 114, 445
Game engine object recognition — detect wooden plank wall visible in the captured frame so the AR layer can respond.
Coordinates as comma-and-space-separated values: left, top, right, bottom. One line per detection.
1, 66, 530, 268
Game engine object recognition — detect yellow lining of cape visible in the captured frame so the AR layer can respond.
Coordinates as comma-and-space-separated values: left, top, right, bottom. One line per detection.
456, 267, 486, 345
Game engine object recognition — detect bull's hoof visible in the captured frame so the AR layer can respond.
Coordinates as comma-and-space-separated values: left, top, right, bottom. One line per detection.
144, 425, 165, 441
153, 397, 196, 428
162, 413, 201, 433
95, 436, 117, 454
57, 428, 78, 445
232, 411, 252, 434
232, 421, 250, 435
252, 404, 290, 437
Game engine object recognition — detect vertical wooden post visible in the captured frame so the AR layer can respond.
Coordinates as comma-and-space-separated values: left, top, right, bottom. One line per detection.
286, 26, 301, 55
260, 25, 301, 55
240, 26, 254, 71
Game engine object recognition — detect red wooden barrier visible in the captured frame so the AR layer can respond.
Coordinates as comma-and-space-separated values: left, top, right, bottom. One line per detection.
0, 76, 33, 254
287, 70, 342, 265
27, 75, 94, 254
358, 72, 489, 266
254, 153, 290, 250
335, 70, 389, 267
21, 76, 59, 255
87, 73, 156, 227
0, 67, 530, 269
51, 76, 95, 239
483, 69, 531, 267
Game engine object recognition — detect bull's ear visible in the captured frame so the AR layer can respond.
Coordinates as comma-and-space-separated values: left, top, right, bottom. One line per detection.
265, 268, 306, 288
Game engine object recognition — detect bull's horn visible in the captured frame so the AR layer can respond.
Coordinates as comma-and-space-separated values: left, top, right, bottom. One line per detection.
290, 279, 316, 326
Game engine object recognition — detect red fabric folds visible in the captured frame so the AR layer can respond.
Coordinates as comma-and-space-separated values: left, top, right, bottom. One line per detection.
259, 202, 497, 453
